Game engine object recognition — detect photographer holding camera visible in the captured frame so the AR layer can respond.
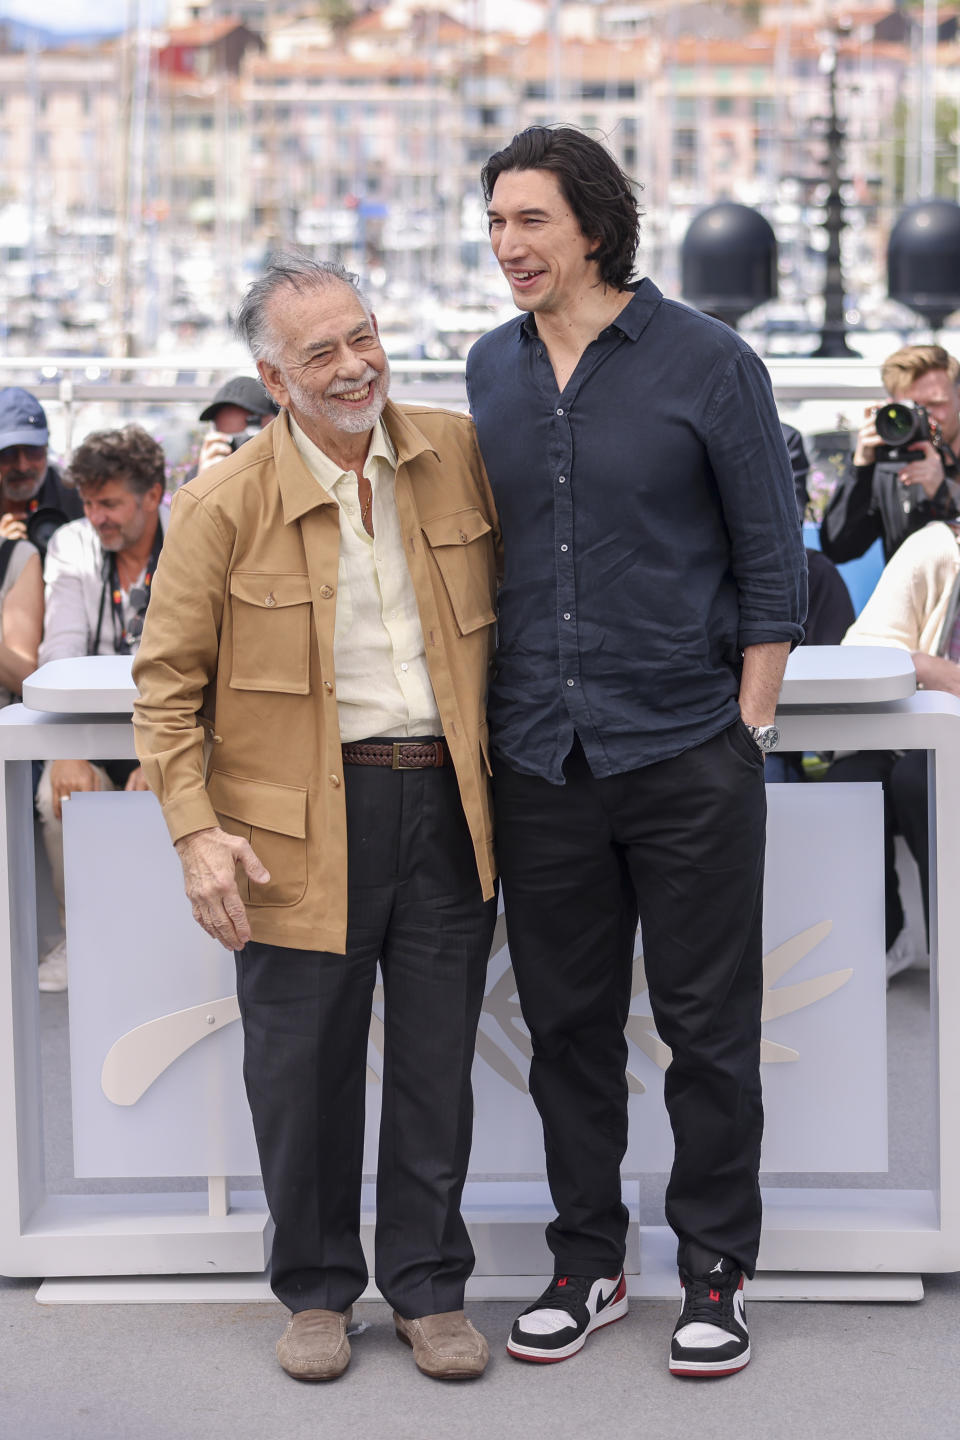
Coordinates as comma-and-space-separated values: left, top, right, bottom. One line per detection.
820, 345, 960, 565
0, 388, 84, 557
195, 375, 277, 476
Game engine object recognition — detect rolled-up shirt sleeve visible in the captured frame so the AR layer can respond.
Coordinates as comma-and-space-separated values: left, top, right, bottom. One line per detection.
706, 349, 808, 651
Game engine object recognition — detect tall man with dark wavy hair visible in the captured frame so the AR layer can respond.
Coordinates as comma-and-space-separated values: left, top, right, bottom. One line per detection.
466, 127, 806, 1377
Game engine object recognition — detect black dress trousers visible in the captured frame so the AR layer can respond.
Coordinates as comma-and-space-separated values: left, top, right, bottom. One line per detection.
494, 721, 768, 1279
235, 753, 496, 1318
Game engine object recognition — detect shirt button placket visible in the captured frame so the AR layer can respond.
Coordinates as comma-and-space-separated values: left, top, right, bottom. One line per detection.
555, 405, 577, 707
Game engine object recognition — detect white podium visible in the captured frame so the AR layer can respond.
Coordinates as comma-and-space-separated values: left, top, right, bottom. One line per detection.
1, 650, 955, 1304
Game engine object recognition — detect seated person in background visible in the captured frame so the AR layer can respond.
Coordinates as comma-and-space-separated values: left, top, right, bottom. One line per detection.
195, 375, 277, 475
764, 548, 854, 783
0, 387, 83, 547
0, 533, 43, 707
35, 425, 169, 992
765, 425, 855, 782
829, 517, 960, 977
820, 345, 960, 565
782, 421, 811, 524
804, 549, 856, 646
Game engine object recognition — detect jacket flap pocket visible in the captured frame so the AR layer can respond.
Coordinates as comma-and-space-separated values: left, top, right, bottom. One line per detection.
229, 572, 312, 609
207, 770, 307, 838
421, 508, 492, 548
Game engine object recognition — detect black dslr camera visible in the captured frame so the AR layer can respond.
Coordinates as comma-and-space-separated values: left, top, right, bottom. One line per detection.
873, 401, 941, 516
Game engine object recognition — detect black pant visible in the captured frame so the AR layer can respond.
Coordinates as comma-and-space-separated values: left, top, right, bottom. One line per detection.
494, 722, 767, 1278
235, 754, 496, 1318
826, 750, 928, 948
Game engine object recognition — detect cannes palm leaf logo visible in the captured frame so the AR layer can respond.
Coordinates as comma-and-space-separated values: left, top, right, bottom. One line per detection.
101, 917, 849, 1105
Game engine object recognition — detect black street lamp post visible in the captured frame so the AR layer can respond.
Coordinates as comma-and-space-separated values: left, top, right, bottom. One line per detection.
812, 40, 860, 358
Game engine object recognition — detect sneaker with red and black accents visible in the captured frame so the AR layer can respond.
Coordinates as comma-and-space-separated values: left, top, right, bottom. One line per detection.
669, 1254, 750, 1378
507, 1271, 628, 1363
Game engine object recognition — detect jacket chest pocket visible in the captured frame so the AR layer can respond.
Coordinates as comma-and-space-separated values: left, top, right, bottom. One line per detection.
229, 572, 312, 693
208, 770, 308, 908
420, 508, 496, 637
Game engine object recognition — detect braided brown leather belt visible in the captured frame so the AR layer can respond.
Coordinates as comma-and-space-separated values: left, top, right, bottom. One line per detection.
341, 739, 447, 770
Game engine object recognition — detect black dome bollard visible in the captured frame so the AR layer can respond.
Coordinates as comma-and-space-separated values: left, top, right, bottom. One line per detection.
888, 201, 960, 331
681, 203, 778, 328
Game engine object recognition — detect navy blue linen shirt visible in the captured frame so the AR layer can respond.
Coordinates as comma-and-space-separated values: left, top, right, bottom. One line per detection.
465, 279, 807, 784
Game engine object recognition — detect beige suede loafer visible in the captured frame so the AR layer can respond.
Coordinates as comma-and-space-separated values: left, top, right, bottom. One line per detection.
394, 1309, 489, 1379
276, 1306, 353, 1380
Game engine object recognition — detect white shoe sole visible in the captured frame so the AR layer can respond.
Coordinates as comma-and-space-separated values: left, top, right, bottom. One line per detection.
670, 1343, 751, 1377
507, 1294, 629, 1363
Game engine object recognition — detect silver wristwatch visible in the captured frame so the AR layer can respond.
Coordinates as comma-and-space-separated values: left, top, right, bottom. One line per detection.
744, 723, 780, 754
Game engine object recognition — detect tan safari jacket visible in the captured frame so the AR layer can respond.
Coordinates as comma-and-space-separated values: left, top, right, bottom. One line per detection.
132, 402, 499, 953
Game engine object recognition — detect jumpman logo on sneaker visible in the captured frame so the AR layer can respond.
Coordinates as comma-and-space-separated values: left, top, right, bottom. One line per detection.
708, 1260, 725, 1276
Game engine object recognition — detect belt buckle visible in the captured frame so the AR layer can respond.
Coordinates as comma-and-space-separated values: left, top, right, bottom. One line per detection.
392, 742, 417, 770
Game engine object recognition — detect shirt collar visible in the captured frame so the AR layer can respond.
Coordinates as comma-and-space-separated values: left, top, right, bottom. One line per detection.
289, 413, 397, 496
518, 277, 663, 344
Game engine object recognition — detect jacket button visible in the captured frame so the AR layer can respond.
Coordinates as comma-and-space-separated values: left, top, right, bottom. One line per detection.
329, 774, 341, 788
264, 593, 276, 607
323, 681, 333, 694
319, 585, 334, 599
458, 531, 467, 543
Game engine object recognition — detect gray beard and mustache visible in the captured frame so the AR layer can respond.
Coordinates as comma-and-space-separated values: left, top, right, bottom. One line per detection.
287, 360, 391, 436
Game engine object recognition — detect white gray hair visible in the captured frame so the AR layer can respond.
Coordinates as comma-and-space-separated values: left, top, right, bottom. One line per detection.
234, 252, 371, 365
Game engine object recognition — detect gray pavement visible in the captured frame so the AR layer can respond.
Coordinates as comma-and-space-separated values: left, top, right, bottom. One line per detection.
0, 1283, 953, 1440
0, 968, 953, 1440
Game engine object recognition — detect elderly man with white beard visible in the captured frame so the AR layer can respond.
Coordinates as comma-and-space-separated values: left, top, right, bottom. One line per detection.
132, 255, 500, 1383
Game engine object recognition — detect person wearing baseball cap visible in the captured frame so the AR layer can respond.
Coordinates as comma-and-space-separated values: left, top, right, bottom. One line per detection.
196, 376, 278, 475
0, 387, 83, 549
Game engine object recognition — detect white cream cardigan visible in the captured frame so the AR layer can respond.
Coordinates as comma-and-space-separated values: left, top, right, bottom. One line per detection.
842, 521, 960, 659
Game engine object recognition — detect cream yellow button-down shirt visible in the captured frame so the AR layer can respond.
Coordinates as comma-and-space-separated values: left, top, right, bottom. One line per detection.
289, 414, 442, 743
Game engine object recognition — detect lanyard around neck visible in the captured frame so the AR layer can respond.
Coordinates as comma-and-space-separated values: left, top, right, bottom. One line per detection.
91, 521, 163, 657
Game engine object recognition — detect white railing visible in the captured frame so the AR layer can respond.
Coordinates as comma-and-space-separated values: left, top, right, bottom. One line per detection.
0, 353, 891, 457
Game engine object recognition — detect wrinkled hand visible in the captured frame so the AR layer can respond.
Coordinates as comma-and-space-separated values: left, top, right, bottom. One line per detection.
852, 406, 881, 467
0, 512, 28, 541
197, 431, 233, 475
174, 825, 270, 951
123, 765, 150, 792
50, 758, 101, 821
898, 441, 945, 501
